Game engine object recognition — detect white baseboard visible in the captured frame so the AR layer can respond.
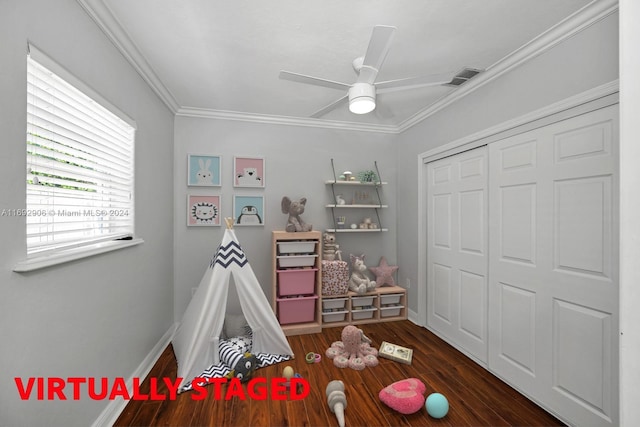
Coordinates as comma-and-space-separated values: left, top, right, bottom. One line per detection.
91, 322, 178, 427
407, 308, 422, 326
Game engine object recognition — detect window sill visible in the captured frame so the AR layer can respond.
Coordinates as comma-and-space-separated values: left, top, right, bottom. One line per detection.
13, 238, 144, 273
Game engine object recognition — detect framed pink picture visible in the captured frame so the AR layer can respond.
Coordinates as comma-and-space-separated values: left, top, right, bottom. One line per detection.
187, 194, 221, 227
233, 156, 265, 188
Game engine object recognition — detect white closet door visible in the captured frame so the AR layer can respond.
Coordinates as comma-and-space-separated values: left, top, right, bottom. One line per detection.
488, 106, 618, 427
427, 146, 488, 363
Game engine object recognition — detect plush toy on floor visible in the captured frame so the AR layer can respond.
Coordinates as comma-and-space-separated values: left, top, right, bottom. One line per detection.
379, 378, 426, 415
326, 380, 347, 427
326, 325, 378, 370
348, 254, 376, 294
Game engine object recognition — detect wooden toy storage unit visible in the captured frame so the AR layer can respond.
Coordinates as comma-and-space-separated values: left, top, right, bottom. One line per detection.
272, 231, 407, 336
272, 231, 323, 336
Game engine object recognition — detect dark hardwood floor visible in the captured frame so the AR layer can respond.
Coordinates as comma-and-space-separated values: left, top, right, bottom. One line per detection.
115, 320, 565, 427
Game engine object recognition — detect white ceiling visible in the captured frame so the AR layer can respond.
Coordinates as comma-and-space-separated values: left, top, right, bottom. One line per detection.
80, 0, 601, 132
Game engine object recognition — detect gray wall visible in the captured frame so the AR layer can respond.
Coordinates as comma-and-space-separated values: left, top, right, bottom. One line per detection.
396, 12, 619, 316
0, 1, 174, 426
173, 117, 398, 319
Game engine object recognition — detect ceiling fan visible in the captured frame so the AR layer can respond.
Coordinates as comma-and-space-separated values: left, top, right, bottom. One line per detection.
279, 25, 459, 118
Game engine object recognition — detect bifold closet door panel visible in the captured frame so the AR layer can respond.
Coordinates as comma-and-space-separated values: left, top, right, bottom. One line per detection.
488, 105, 619, 427
426, 146, 488, 363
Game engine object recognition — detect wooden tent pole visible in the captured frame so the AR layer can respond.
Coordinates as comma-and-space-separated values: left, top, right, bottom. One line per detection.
224, 217, 234, 229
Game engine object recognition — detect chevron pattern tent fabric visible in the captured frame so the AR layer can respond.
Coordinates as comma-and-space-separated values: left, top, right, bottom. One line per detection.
210, 240, 248, 269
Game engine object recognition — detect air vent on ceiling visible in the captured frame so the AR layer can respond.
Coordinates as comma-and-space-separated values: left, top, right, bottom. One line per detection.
446, 67, 482, 87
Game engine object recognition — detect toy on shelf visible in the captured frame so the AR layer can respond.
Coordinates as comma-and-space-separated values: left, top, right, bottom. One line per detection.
348, 254, 376, 295
322, 232, 339, 261
358, 217, 379, 229
369, 257, 399, 287
281, 196, 313, 232
326, 325, 378, 370
326, 380, 347, 427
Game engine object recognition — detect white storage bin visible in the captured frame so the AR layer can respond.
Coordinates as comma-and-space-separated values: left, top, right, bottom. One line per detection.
351, 307, 376, 320
380, 293, 403, 305
380, 305, 404, 318
277, 241, 317, 254
322, 298, 347, 311
277, 254, 318, 268
351, 295, 376, 308
322, 310, 348, 323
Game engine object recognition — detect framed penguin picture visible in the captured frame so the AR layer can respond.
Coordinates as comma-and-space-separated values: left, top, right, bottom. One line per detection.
188, 154, 221, 187
187, 194, 221, 226
233, 156, 265, 188
233, 195, 264, 226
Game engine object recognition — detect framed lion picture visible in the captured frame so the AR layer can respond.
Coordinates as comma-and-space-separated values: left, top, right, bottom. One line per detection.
187, 194, 221, 227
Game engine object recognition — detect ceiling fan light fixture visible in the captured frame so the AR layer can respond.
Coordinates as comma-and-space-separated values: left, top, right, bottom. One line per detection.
348, 83, 376, 114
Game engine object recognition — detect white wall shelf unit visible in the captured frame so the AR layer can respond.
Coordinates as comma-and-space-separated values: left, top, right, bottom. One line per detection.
326, 159, 387, 233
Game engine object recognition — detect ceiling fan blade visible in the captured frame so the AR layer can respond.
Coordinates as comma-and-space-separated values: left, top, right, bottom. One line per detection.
375, 72, 454, 93
310, 94, 349, 118
279, 70, 351, 91
357, 25, 396, 84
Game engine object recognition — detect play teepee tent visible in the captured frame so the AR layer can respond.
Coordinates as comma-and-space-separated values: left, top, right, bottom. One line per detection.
172, 218, 293, 391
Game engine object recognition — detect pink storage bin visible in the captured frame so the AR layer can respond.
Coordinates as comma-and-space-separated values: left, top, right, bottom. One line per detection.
277, 295, 318, 324
277, 268, 317, 297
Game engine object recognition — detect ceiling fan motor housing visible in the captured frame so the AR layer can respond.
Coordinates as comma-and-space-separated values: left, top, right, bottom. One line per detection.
349, 82, 376, 114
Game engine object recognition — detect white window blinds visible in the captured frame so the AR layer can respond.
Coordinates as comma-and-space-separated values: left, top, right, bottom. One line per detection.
26, 49, 135, 255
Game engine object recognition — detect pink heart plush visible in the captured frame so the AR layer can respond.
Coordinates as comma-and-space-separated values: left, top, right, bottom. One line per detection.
379, 378, 427, 414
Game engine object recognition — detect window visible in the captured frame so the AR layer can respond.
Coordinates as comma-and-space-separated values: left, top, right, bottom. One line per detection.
26, 46, 135, 256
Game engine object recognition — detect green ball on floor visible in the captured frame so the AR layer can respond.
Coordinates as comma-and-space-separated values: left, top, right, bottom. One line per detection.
425, 393, 449, 418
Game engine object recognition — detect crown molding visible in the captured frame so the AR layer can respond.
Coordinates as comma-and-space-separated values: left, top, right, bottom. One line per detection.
78, 0, 617, 133
77, 0, 180, 113
176, 107, 399, 133
397, 0, 619, 133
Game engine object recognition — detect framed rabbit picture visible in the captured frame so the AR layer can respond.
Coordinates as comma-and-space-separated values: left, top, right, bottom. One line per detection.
188, 154, 221, 186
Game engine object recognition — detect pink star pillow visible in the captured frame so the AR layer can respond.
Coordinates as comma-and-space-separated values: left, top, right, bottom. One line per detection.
369, 257, 398, 287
